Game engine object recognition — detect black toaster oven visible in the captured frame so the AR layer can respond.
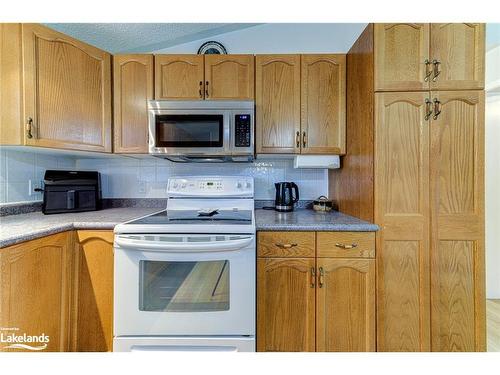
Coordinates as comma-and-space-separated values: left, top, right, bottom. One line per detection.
41, 170, 101, 214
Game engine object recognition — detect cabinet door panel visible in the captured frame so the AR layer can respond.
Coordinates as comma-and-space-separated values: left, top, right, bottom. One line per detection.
430, 23, 485, 90
301, 54, 346, 154
0, 232, 73, 352
113, 55, 153, 153
72, 231, 114, 352
22, 24, 112, 152
316, 258, 375, 352
374, 23, 430, 91
257, 258, 315, 351
430, 91, 485, 351
375, 92, 431, 351
256, 55, 301, 154
155, 55, 204, 100
205, 55, 254, 100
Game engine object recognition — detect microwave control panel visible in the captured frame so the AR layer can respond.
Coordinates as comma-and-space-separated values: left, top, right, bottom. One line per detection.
234, 114, 251, 147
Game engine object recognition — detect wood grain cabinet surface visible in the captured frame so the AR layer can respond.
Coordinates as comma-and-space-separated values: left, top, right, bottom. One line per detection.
0, 232, 74, 352
22, 24, 112, 152
204, 55, 254, 100
155, 54, 204, 100
113, 54, 154, 153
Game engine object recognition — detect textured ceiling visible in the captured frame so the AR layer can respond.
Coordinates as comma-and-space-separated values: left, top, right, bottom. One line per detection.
46, 23, 260, 53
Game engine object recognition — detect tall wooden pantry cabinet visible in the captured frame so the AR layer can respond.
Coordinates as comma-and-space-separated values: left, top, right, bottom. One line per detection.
330, 23, 485, 352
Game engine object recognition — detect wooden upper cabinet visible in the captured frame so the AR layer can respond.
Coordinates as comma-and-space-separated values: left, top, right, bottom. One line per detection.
256, 55, 301, 154
374, 23, 430, 91
374, 92, 431, 351
155, 55, 204, 100
257, 257, 315, 352
204, 55, 254, 100
73, 231, 114, 352
22, 24, 112, 152
0, 232, 73, 352
430, 90, 485, 352
301, 54, 346, 154
316, 258, 375, 352
113, 54, 153, 153
430, 24, 485, 90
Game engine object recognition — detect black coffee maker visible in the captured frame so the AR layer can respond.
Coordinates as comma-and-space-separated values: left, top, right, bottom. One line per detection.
274, 182, 299, 212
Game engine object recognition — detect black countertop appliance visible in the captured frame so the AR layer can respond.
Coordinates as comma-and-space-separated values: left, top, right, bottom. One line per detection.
40, 170, 101, 214
274, 182, 299, 212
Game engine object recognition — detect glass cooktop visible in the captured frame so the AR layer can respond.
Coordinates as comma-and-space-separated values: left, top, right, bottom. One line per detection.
128, 209, 253, 225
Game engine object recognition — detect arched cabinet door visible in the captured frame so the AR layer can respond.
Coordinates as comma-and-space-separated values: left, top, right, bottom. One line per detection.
113, 55, 153, 153
22, 24, 112, 152
155, 55, 204, 100
204, 55, 254, 100
257, 258, 316, 352
430, 23, 485, 90
316, 258, 375, 352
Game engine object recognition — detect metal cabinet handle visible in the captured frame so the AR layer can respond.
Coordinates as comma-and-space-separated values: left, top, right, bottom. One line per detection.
205, 81, 209, 97
302, 131, 307, 148
433, 98, 442, 120
425, 98, 433, 120
335, 243, 358, 250
199, 81, 203, 98
296, 131, 300, 148
424, 59, 433, 82
318, 267, 324, 288
26, 117, 34, 139
432, 60, 441, 82
310, 267, 316, 288
275, 243, 298, 249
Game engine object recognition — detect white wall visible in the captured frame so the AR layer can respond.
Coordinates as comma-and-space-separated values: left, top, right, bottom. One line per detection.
75, 157, 328, 201
154, 23, 367, 54
0, 148, 76, 203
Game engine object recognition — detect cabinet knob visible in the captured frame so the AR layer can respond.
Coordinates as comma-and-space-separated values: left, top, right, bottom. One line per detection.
425, 98, 433, 120
318, 267, 324, 288
275, 243, 298, 249
310, 267, 316, 288
205, 81, 209, 97
302, 131, 307, 148
335, 242, 358, 249
199, 81, 203, 98
26, 117, 34, 139
296, 131, 300, 148
424, 59, 432, 82
433, 98, 442, 120
432, 59, 441, 82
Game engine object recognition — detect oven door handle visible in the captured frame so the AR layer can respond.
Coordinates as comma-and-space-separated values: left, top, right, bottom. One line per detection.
114, 236, 254, 252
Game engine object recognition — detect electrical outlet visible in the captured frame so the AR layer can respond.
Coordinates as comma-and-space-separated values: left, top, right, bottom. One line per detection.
28, 180, 42, 196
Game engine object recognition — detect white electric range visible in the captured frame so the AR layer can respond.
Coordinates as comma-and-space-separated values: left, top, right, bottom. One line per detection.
113, 176, 255, 352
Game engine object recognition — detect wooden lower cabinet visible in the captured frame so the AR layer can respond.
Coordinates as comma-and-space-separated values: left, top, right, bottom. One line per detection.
257, 231, 376, 352
0, 232, 74, 352
72, 231, 114, 352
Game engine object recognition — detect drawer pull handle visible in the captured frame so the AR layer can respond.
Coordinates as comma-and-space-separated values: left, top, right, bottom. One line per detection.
275, 243, 298, 249
310, 267, 316, 288
335, 243, 357, 249
319, 267, 324, 288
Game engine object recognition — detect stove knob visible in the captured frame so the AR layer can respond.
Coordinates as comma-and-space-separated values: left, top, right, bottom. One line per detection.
172, 182, 179, 189
237, 182, 243, 189
246, 182, 252, 189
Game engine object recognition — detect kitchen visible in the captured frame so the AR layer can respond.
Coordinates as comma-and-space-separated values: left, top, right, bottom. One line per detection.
0, 8, 499, 367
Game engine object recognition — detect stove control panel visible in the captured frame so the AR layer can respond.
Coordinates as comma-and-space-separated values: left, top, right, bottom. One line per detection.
167, 176, 254, 197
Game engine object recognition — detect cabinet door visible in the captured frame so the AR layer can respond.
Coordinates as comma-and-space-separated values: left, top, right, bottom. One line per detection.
301, 54, 346, 154
257, 258, 315, 351
113, 55, 153, 153
255, 55, 301, 154
22, 24, 112, 152
374, 92, 431, 351
72, 231, 114, 352
204, 55, 254, 100
316, 258, 375, 352
430, 24, 485, 90
154, 55, 204, 100
0, 232, 73, 352
430, 91, 485, 352
374, 23, 430, 91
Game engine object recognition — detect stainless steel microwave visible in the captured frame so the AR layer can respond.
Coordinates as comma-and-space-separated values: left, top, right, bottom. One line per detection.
148, 100, 254, 162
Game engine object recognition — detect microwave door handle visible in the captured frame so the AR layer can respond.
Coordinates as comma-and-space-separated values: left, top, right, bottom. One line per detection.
114, 236, 253, 252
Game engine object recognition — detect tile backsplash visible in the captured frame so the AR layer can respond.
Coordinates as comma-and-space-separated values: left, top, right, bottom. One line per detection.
76, 157, 328, 200
0, 148, 77, 203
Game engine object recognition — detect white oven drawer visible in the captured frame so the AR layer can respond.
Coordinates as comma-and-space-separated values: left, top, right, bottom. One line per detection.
114, 234, 255, 337
114, 336, 255, 352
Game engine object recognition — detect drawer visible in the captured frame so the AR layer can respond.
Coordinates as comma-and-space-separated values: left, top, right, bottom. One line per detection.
317, 232, 375, 258
258, 231, 315, 258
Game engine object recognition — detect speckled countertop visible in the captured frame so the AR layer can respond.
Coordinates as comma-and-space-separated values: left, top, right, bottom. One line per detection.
0, 207, 378, 249
0, 208, 160, 248
255, 208, 379, 232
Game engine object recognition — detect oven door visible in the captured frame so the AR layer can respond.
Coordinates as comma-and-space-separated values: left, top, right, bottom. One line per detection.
148, 110, 230, 156
114, 234, 255, 336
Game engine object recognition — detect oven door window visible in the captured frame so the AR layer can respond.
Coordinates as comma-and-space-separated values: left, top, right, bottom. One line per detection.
139, 260, 229, 312
155, 115, 224, 148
